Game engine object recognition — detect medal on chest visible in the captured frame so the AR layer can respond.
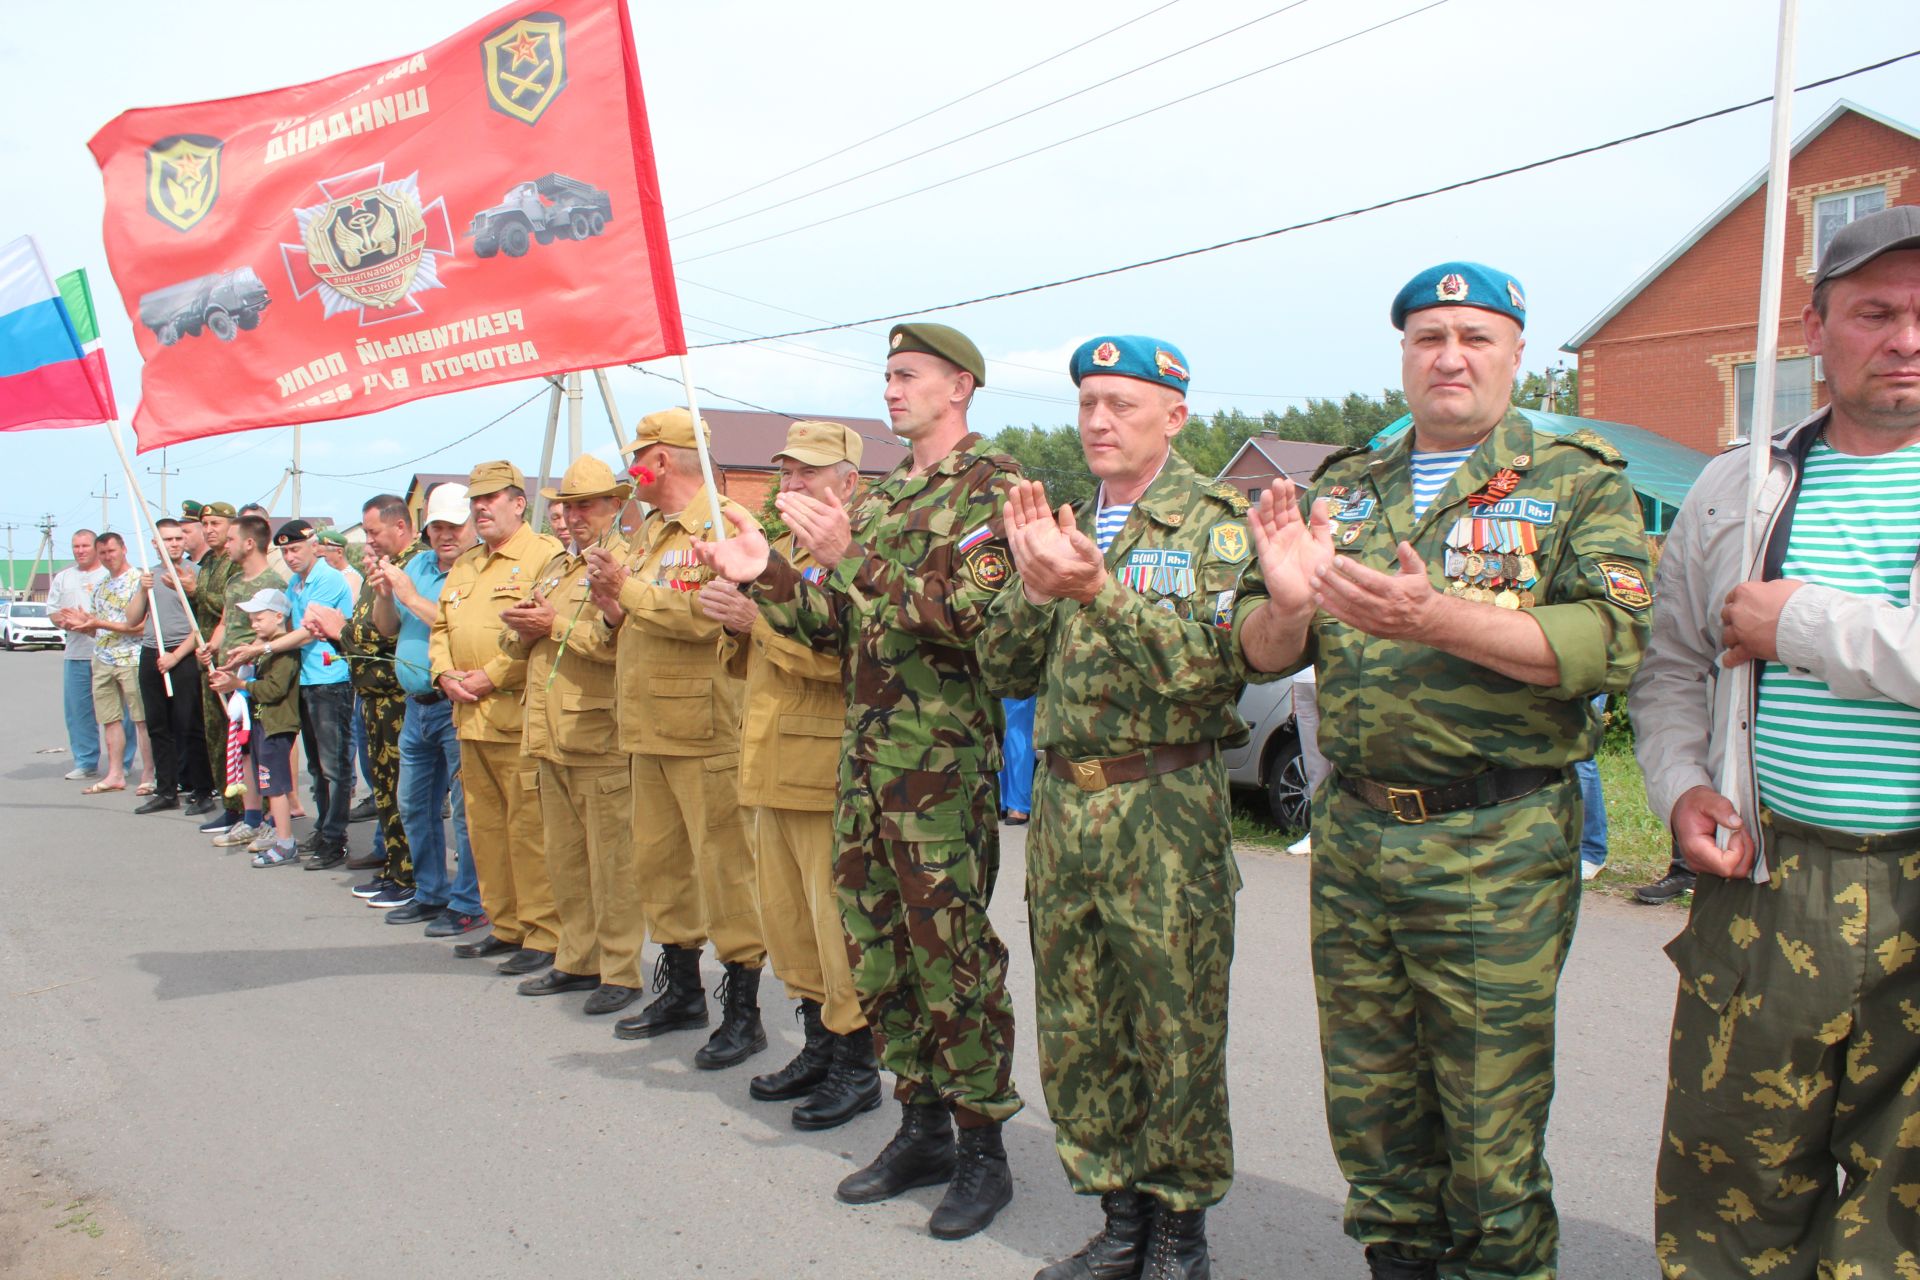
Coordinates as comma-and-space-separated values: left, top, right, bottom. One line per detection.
1444, 515, 1542, 607
1117, 548, 1194, 596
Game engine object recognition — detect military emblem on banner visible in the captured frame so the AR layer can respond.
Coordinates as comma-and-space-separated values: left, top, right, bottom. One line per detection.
281, 164, 456, 323
146, 135, 223, 233
483, 13, 569, 125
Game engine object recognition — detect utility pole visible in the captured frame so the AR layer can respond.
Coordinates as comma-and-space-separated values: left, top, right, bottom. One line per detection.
147, 447, 180, 515
91, 473, 119, 533
291, 426, 303, 517
1, 522, 15, 597
25, 514, 56, 603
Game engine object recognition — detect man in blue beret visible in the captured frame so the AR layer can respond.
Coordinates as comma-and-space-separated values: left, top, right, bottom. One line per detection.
1240, 263, 1653, 1279
980, 335, 1278, 1279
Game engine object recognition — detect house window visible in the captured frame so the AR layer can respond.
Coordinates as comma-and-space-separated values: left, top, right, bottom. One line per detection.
1735, 357, 1814, 436
1814, 186, 1887, 265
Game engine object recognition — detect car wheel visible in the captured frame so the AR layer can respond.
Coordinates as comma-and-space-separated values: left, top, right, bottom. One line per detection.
588, 210, 606, 235
206, 309, 237, 341
1265, 729, 1310, 831
501, 223, 532, 257
236, 309, 261, 330
473, 235, 499, 258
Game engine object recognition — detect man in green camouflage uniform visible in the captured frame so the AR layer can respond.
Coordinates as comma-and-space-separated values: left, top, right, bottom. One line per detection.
980, 335, 1275, 1280
1244, 263, 1651, 1280
696, 322, 1024, 1241
188, 502, 239, 825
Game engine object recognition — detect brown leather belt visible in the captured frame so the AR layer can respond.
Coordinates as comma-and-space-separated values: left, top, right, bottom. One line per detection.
1044, 741, 1216, 794
1338, 765, 1567, 824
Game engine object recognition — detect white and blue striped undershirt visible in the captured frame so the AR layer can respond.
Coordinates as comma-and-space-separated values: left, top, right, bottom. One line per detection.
1410, 447, 1476, 520
1095, 503, 1133, 554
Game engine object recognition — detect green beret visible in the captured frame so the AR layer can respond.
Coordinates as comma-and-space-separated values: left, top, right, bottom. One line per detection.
887, 322, 986, 387
1392, 261, 1526, 331
1070, 335, 1191, 395
201, 501, 238, 519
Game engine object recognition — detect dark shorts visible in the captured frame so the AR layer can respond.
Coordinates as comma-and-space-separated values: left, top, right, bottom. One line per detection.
254, 732, 297, 798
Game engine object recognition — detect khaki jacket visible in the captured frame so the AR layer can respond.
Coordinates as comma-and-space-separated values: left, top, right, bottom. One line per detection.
429, 522, 565, 744
607, 487, 757, 758
726, 536, 844, 811
504, 535, 628, 765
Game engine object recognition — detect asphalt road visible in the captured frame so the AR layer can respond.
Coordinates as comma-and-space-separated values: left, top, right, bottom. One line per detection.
0, 648, 1677, 1279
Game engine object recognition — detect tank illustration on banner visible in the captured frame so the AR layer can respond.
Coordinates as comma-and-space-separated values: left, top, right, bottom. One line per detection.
468, 173, 612, 258
137, 267, 272, 345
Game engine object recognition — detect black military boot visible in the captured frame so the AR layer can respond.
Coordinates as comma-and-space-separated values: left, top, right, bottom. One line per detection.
693, 962, 767, 1070
1035, 1189, 1154, 1279
836, 1101, 954, 1204
613, 945, 707, 1040
1364, 1245, 1438, 1280
749, 1000, 833, 1101
792, 1029, 882, 1131
928, 1121, 1013, 1240
1140, 1206, 1210, 1280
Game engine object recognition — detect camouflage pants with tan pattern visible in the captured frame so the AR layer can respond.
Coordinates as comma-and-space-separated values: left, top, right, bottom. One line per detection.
1312, 778, 1581, 1280
1655, 809, 1920, 1280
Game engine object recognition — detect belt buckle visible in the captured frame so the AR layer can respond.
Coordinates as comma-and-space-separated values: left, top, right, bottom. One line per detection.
1072, 759, 1107, 793
1386, 786, 1428, 824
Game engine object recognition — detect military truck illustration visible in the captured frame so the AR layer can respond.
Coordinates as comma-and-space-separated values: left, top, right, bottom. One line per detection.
468, 174, 613, 259
138, 268, 271, 345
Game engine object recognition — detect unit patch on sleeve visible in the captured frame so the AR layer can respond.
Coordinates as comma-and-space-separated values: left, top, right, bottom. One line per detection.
1597, 560, 1652, 610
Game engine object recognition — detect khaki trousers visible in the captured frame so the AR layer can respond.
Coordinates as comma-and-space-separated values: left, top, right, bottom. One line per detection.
539, 758, 644, 987
462, 739, 559, 952
630, 752, 764, 966
753, 805, 864, 1034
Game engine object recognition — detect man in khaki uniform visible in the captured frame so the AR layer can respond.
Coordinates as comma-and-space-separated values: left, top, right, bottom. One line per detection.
585, 408, 769, 1070
702, 421, 880, 1130
428, 461, 565, 976
500, 457, 645, 1016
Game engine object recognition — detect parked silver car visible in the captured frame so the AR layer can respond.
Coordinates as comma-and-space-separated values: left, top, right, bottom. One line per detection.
1225, 676, 1310, 830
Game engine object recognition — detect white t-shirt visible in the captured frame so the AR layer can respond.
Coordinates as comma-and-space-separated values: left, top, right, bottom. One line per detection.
47, 564, 108, 662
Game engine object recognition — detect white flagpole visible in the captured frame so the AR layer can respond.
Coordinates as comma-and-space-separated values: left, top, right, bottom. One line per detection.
1719, 0, 1799, 870
104, 421, 191, 696
676, 354, 728, 542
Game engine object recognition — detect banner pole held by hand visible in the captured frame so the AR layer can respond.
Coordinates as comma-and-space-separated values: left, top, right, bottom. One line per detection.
677, 354, 727, 542
105, 420, 178, 696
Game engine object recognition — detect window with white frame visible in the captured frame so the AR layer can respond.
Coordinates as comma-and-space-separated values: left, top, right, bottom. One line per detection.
1814, 186, 1887, 265
1735, 356, 1814, 437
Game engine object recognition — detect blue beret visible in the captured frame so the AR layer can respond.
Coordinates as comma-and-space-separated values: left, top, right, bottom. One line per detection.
1069, 335, 1191, 394
1391, 261, 1527, 331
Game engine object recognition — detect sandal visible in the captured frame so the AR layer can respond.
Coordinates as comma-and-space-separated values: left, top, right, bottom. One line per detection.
81, 781, 126, 795
252, 845, 299, 868
1004, 811, 1029, 826
136, 781, 157, 796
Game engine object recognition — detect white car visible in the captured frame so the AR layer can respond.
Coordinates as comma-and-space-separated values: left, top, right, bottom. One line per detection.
0, 600, 63, 650
1223, 677, 1309, 830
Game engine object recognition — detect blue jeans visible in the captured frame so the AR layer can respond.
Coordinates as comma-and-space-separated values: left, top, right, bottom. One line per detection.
64, 658, 101, 769
998, 696, 1036, 815
1576, 694, 1610, 865
400, 699, 480, 915
298, 681, 356, 853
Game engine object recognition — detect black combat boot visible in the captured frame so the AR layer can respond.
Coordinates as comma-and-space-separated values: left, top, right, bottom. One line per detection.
1035, 1189, 1154, 1279
928, 1121, 1013, 1240
1364, 1245, 1439, 1280
749, 999, 833, 1101
613, 945, 707, 1040
693, 962, 767, 1070
836, 1101, 954, 1204
792, 1028, 882, 1131
1140, 1206, 1209, 1280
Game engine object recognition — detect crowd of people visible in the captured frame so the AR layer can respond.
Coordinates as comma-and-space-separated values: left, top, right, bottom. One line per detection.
33, 205, 1920, 1280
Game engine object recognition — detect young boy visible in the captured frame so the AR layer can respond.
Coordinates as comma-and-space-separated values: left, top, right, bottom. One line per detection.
210, 590, 302, 867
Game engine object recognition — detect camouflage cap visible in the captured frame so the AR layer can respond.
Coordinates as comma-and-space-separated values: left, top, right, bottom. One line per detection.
179, 500, 204, 522
540, 455, 633, 503
466, 459, 527, 498
201, 501, 237, 519
887, 322, 986, 387
625, 407, 711, 454
772, 419, 864, 468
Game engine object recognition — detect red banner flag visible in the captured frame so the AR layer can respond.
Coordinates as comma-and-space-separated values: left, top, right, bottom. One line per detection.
88, 0, 684, 452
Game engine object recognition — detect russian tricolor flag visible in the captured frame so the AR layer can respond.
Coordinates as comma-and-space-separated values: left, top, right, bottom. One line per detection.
0, 236, 116, 432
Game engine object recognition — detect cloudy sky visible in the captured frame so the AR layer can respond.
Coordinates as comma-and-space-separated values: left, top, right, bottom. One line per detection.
4, 0, 1919, 547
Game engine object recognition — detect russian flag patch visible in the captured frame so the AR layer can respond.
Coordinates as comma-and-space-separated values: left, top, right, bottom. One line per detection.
957, 524, 993, 555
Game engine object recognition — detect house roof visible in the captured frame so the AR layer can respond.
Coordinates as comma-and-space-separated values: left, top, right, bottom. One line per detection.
1217, 435, 1344, 481
1561, 100, 1920, 353
696, 410, 906, 475
1369, 409, 1711, 511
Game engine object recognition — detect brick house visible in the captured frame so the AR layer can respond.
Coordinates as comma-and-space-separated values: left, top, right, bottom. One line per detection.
1563, 100, 1919, 454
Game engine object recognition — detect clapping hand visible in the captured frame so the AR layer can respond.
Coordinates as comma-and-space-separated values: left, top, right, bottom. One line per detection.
775, 489, 853, 570
1248, 477, 1334, 617
304, 604, 346, 641
692, 508, 771, 584
697, 579, 759, 634
502, 589, 556, 641
1003, 480, 1103, 605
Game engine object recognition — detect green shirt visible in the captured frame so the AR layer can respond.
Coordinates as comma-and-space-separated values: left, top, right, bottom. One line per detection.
1301, 410, 1652, 787
221, 567, 287, 659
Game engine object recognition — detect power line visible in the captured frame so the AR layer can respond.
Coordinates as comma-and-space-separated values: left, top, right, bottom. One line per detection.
680, 0, 1444, 264
301, 388, 550, 479
669, 0, 1191, 223
673, 0, 1315, 240
689, 46, 1920, 347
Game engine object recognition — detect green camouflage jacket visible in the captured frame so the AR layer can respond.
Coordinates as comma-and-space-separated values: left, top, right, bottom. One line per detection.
1302, 409, 1651, 786
750, 431, 1022, 774
978, 451, 1276, 757
340, 542, 421, 697
193, 550, 235, 637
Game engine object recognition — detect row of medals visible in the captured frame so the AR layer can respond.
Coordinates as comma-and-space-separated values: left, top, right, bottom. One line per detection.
1443, 547, 1539, 610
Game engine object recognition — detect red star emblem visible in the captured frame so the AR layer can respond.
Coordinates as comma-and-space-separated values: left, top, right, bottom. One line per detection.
506, 30, 541, 66
171, 151, 203, 182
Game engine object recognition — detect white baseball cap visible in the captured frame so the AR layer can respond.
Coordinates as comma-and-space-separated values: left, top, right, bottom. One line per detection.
238, 587, 291, 615
423, 482, 471, 528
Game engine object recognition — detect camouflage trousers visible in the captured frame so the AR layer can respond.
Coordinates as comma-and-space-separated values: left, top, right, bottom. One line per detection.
1028, 755, 1239, 1211
359, 690, 411, 887
1312, 777, 1581, 1280
1655, 808, 1920, 1280
202, 679, 236, 814
836, 760, 1021, 1124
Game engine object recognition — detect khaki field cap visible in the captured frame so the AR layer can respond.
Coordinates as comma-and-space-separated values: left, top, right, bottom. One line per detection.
887, 322, 986, 387
422, 482, 470, 528
625, 407, 711, 453
541, 455, 633, 504
466, 459, 527, 498
773, 419, 864, 468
